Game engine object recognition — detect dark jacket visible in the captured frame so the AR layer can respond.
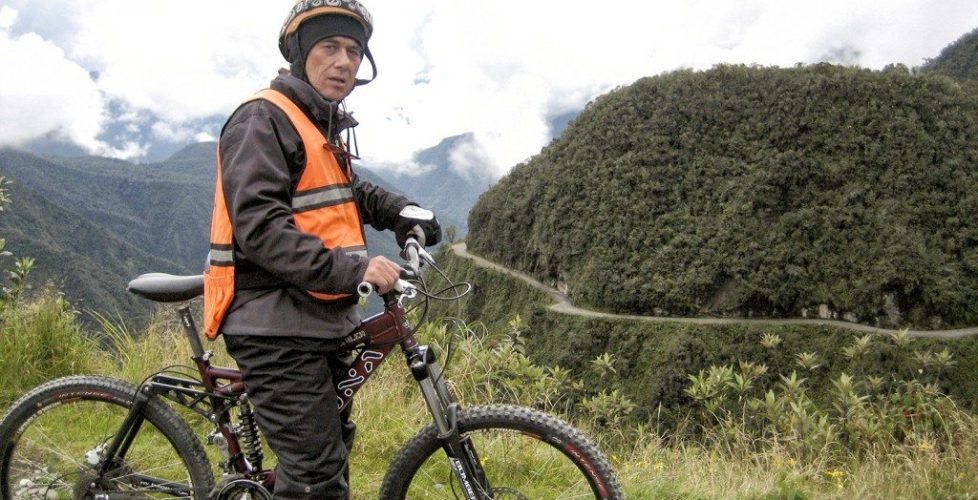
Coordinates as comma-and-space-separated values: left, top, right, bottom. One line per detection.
217, 74, 412, 339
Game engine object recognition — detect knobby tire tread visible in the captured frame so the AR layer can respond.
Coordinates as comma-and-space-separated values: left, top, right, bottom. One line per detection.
0, 375, 214, 499
379, 404, 623, 499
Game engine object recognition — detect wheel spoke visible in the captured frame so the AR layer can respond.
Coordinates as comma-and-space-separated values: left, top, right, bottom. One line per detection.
0, 377, 214, 499
380, 405, 622, 498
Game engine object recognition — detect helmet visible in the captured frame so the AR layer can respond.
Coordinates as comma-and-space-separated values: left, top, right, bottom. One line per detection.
279, 0, 377, 85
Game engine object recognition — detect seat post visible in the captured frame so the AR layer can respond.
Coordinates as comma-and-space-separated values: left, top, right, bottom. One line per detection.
177, 305, 207, 361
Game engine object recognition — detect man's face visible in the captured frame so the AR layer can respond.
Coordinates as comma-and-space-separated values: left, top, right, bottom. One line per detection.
304, 36, 363, 101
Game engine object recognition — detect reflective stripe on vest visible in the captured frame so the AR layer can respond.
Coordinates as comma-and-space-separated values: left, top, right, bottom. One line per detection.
202, 88, 367, 339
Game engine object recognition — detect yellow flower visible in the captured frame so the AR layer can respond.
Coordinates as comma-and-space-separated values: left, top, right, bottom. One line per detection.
825, 469, 846, 489
824, 469, 845, 479
652, 462, 665, 471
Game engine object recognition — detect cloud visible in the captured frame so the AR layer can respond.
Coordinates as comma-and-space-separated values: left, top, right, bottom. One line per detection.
0, 1, 285, 159
71, 2, 283, 120
351, 0, 978, 178
0, 6, 108, 153
2, 1, 978, 171
447, 134, 493, 181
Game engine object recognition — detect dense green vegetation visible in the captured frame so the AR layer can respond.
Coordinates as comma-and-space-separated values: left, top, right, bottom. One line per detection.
469, 64, 978, 328
3, 272, 978, 498
433, 248, 978, 426
0, 148, 213, 319
921, 27, 978, 82
3, 173, 977, 496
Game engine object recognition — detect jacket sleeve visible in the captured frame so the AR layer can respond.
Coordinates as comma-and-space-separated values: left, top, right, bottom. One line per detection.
219, 101, 368, 294
351, 170, 414, 232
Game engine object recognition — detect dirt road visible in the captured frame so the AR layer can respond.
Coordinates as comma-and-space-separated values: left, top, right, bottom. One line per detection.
451, 243, 978, 339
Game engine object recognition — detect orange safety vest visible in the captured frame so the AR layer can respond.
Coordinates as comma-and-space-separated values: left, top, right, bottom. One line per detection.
203, 88, 367, 339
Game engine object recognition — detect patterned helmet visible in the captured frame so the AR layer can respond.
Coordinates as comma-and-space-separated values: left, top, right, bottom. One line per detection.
279, 0, 377, 84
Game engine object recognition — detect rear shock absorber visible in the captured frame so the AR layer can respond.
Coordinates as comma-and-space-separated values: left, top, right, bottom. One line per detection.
238, 396, 264, 470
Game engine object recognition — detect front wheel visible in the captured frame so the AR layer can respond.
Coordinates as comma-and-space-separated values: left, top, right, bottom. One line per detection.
0, 375, 215, 499
380, 405, 623, 499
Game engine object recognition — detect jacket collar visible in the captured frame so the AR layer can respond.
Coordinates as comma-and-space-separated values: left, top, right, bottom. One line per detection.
270, 74, 359, 139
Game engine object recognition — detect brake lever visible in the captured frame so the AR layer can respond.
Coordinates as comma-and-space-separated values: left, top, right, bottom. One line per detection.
417, 247, 435, 266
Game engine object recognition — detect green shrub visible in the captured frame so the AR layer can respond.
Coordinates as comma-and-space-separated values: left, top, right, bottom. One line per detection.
433, 247, 978, 431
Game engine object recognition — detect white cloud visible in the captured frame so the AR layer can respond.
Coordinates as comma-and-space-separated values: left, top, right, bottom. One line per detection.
2, 0, 978, 171
447, 135, 493, 181
0, 8, 106, 151
351, 0, 978, 177
68, 1, 284, 122
0, 6, 16, 29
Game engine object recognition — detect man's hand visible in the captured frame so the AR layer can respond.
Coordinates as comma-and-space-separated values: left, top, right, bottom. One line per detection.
362, 256, 402, 294
395, 205, 442, 248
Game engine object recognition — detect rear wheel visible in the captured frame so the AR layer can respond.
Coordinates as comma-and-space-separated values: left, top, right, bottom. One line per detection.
380, 405, 623, 499
0, 375, 214, 499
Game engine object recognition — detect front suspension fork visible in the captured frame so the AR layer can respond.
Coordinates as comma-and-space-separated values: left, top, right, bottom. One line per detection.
408, 345, 492, 499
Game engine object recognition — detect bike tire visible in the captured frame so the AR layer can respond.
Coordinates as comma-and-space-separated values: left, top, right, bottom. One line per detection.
379, 404, 624, 499
0, 375, 215, 499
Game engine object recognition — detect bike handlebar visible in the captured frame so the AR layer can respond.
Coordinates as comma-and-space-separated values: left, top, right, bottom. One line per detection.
357, 236, 431, 298
401, 239, 422, 273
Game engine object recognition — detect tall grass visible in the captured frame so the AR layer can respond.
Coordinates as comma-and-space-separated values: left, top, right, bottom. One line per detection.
2, 297, 977, 498
0, 291, 100, 405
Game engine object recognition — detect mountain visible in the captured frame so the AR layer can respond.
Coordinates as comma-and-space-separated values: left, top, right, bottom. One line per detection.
19, 109, 227, 163
0, 134, 491, 318
361, 133, 493, 234
920, 27, 978, 82
468, 63, 978, 329
0, 149, 191, 317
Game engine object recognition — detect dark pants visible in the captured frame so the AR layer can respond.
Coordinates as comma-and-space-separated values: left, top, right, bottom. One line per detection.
224, 335, 357, 499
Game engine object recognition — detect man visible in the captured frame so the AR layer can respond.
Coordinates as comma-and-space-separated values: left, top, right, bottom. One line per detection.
202, 1, 441, 497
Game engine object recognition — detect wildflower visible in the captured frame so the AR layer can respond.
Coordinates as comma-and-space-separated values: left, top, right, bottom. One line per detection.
824, 469, 845, 479
652, 462, 665, 471
825, 469, 846, 489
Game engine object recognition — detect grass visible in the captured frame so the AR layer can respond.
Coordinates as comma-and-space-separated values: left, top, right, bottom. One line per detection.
0, 291, 101, 404
2, 297, 978, 498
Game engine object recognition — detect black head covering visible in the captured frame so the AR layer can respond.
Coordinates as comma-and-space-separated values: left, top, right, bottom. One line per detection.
288, 15, 367, 82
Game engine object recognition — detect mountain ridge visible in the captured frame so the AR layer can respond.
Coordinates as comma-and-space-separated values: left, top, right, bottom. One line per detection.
0, 136, 488, 318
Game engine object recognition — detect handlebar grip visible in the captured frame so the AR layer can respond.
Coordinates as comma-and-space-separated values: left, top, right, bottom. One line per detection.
357, 279, 413, 298
406, 226, 426, 248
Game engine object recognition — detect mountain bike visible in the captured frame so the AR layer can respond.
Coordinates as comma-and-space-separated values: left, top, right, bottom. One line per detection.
0, 237, 623, 499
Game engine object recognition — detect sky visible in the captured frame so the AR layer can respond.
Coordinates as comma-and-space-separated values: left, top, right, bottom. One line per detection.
1, 1, 978, 179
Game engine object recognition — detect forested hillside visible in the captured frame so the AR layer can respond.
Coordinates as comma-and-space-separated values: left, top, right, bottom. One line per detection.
0, 139, 483, 318
0, 149, 199, 317
468, 64, 978, 328
921, 27, 978, 82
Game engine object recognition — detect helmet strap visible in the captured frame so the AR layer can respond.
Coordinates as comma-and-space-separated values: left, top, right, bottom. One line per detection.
354, 47, 376, 86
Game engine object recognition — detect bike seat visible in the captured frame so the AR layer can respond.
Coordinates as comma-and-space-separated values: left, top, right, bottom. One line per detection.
127, 273, 204, 302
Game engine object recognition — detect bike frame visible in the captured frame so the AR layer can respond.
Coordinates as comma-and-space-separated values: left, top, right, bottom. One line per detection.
101, 289, 493, 498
